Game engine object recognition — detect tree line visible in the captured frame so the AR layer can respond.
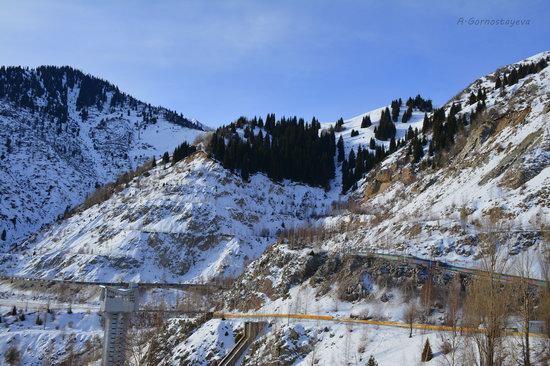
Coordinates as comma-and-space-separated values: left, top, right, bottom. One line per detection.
209, 115, 336, 188
0, 66, 203, 131
494, 57, 549, 89
340, 125, 427, 192
338, 95, 433, 192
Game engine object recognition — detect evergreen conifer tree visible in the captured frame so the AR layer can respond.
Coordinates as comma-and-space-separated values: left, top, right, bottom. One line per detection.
341, 160, 350, 193
391, 99, 401, 122
361, 115, 372, 128
406, 126, 414, 140
240, 158, 250, 181
337, 136, 345, 162
5, 138, 12, 154
355, 146, 364, 180
421, 338, 433, 362
162, 152, 170, 164
367, 355, 378, 366
402, 106, 413, 123
494, 76, 502, 90
421, 113, 430, 133
1, 229, 5, 241
375, 108, 396, 140
335, 117, 345, 132
468, 92, 477, 105
389, 137, 396, 152
411, 137, 424, 163
172, 141, 196, 165
348, 149, 356, 168
508, 68, 518, 85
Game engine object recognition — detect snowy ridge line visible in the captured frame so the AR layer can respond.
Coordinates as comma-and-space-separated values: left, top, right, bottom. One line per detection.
213, 312, 547, 338
346, 251, 548, 287
0, 66, 206, 247
0, 274, 225, 290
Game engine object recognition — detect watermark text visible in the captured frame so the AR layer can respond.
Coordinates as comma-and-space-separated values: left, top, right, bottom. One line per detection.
457, 17, 530, 27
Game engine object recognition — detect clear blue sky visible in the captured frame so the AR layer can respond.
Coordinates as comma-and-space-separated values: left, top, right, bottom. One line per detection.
1, 0, 548, 127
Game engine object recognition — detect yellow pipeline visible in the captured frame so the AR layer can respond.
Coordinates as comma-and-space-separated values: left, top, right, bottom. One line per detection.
213, 312, 546, 338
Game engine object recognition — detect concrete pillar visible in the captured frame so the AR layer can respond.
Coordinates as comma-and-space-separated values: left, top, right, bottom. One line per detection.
102, 312, 129, 365
100, 284, 138, 366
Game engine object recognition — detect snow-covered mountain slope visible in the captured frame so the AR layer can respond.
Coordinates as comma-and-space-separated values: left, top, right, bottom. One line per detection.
144, 315, 448, 366
169, 48, 550, 329
325, 104, 427, 156
0, 66, 206, 247
145, 52, 550, 366
2, 51, 549, 366
0, 152, 335, 282
4, 51, 549, 284
312, 51, 550, 271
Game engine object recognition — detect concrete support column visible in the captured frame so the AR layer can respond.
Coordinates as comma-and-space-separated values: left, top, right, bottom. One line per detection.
102, 312, 129, 366
100, 284, 138, 366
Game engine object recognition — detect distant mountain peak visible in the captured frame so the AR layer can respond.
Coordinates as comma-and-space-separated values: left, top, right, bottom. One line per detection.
0, 65, 206, 246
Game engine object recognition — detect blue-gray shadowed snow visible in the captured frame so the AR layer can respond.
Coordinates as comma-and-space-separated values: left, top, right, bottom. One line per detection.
0, 66, 206, 248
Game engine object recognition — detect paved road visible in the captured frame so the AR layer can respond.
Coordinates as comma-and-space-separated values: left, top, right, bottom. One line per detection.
0, 274, 223, 291
0, 298, 99, 312
0, 298, 209, 315
354, 251, 548, 287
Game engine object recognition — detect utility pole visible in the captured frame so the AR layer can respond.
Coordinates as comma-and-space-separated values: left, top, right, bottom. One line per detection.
100, 284, 139, 366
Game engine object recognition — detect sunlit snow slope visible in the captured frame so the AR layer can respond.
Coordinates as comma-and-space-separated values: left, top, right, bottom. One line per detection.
1, 152, 335, 282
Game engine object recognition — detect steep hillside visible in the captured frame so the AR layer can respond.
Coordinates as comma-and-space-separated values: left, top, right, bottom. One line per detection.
141, 51, 550, 365
5, 51, 549, 284
219, 49, 550, 311
0, 152, 334, 282
0, 66, 205, 247
344, 51, 550, 268
270, 51, 550, 272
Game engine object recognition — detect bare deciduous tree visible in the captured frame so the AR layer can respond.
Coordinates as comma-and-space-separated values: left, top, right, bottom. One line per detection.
439, 276, 463, 366
463, 234, 511, 366
510, 252, 536, 366
126, 327, 157, 366
405, 301, 418, 338
4, 344, 21, 366
538, 222, 550, 361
